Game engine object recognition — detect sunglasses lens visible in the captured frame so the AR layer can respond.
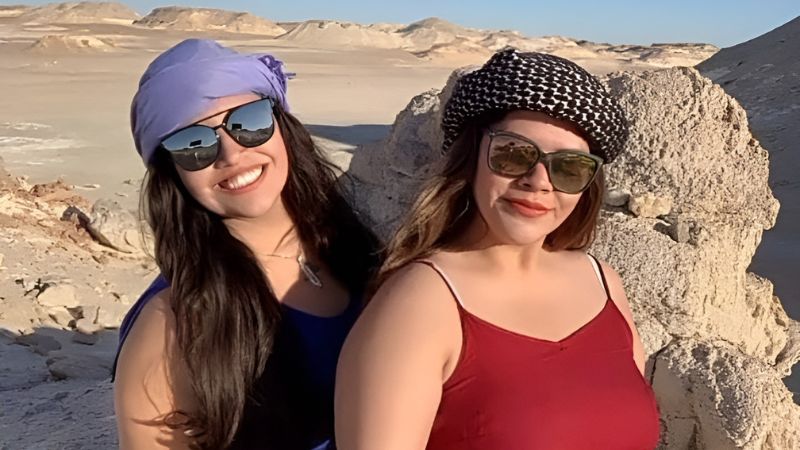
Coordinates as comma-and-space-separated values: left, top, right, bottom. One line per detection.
226, 98, 275, 147
488, 134, 538, 177
161, 126, 219, 171
549, 153, 599, 194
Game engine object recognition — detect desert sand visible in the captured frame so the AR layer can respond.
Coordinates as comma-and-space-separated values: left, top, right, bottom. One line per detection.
1, 2, 797, 449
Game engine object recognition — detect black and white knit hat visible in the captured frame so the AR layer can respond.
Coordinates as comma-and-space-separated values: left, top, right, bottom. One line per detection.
441, 48, 628, 163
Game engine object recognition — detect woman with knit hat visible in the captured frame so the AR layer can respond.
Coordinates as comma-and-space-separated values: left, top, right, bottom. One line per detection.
336, 48, 660, 449
113, 39, 379, 449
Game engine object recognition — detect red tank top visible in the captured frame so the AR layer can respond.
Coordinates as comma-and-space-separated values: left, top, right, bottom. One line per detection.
420, 257, 660, 450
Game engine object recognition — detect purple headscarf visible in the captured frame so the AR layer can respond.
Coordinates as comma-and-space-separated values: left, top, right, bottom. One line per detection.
131, 39, 292, 165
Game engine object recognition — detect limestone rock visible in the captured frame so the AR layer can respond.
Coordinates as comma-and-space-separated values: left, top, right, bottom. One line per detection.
62, 199, 145, 254
653, 340, 800, 449
72, 332, 99, 345
47, 306, 76, 328
347, 67, 476, 238
95, 302, 130, 329
75, 318, 101, 335
14, 333, 62, 356
627, 192, 672, 218
0, 298, 40, 335
36, 284, 78, 309
604, 189, 630, 207
46, 351, 112, 381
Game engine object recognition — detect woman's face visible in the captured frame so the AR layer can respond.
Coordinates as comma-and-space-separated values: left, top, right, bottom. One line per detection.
472, 110, 590, 247
175, 93, 290, 220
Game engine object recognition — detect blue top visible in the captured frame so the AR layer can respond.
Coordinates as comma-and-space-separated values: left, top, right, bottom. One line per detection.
112, 275, 360, 450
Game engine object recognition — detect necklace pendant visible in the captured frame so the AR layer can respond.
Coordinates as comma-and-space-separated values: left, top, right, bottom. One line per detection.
297, 254, 323, 288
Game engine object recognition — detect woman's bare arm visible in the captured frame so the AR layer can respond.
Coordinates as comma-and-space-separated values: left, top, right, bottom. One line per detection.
335, 264, 462, 450
114, 290, 196, 449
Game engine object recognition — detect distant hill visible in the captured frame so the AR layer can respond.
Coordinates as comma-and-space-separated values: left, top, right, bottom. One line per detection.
397, 17, 483, 51
18, 2, 139, 24
277, 20, 408, 48
134, 7, 285, 36
0, 5, 31, 18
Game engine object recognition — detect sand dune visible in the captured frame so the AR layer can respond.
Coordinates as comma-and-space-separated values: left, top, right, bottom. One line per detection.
135, 6, 285, 36
278, 20, 408, 48
17, 1, 139, 25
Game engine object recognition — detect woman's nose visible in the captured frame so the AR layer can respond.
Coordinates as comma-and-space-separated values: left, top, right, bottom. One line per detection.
517, 162, 553, 191
213, 131, 245, 168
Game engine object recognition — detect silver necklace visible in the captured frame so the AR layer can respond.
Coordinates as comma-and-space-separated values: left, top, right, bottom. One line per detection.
262, 252, 323, 288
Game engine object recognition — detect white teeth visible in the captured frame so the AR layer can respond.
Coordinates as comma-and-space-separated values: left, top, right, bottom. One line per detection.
221, 166, 263, 190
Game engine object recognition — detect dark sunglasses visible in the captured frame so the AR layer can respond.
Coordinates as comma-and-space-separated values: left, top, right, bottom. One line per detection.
160, 98, 276, 171
485, 129, 603, 194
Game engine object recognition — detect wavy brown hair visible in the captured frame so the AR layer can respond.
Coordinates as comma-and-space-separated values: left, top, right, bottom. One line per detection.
141, 104, 380, 449
376, 113, 604, 288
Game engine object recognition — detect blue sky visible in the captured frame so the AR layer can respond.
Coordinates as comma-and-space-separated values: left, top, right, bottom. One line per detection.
12, 0, 800, 47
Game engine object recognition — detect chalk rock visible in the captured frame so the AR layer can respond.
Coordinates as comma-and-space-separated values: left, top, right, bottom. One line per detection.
653, 340, 800, 449
36, 284, 78, 308
627, 192, 672, 218
46, 351, 112, 381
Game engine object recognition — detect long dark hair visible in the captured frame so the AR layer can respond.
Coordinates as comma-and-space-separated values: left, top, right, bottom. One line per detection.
376, 113, 604, 290
141, 104, 380, 449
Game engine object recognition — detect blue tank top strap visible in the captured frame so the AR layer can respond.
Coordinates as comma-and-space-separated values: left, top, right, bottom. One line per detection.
110, 275, 169, 381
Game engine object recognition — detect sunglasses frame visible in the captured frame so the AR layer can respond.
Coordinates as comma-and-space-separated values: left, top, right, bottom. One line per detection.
159, 97, 276, 171
485, 129, 604, 194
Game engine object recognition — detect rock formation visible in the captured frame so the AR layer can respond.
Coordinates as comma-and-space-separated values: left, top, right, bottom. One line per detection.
134, 7, 286, 36
27, 34, 117, 53
17, 1, 139, 25
697, 15, 800, 398
277, 20, 408, 48
345, 65, 800, 449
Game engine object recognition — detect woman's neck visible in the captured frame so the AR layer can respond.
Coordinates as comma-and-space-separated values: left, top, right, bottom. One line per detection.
454, 214, 550, 272
223, 197, 300, 257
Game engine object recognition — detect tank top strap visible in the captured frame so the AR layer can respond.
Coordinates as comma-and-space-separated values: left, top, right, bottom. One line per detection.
414, 259, 468, 311
587, 254, 612, 300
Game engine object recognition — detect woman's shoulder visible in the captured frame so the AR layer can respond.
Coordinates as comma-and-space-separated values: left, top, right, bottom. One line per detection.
371, 258, 458, 308
115, 287, 177, 376
357, 256, 464, 338
114, 286, 197, 447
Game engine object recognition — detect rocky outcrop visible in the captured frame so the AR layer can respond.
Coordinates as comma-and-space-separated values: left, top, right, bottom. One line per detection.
345, 66, 800, 448
696, 15, 800, 398
134, 7, 286, 36
27, 34, 117, 54
277, 20, 408, 48
18, 2, 139, 25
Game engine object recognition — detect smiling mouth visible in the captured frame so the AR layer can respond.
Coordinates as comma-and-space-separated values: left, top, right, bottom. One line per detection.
505, 198, 551, 217
218, 166, 264, 191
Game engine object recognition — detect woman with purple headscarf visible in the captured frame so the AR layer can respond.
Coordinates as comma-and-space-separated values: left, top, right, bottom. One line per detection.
113, 39, 379, 449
